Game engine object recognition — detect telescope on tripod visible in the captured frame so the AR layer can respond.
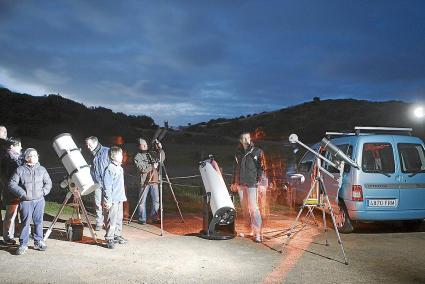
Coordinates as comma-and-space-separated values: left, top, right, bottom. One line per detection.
44, 133, 99, 243
284, 134, 359, 265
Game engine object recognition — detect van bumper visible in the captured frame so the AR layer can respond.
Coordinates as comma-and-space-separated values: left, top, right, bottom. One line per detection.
347, 209, 425, 221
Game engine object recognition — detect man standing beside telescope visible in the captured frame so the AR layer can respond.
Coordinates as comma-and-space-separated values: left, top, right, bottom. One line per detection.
231, 132, 266, 243
85, 136, 110, 231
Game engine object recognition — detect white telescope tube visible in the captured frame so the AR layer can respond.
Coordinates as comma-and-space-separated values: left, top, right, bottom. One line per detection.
53, 133, 99, 196
199, 159, 235, 224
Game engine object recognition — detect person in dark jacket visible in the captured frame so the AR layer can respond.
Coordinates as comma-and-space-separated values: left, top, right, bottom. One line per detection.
9, 148, 52, 255
85, 136, 110, 231
231, 132, 266, 243
1, 137, 24, 244
0, 125, 8, 223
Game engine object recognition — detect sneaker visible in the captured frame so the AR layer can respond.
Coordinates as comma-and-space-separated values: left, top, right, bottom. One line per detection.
34, 241, 47, 251
138, 219, 146, 225
3, 237, 17, 245
152, 219, 161, 224
15, 245, 28, 255
254, 234, 262, 243
106, 240, 115, 249
114, 236, 128, 244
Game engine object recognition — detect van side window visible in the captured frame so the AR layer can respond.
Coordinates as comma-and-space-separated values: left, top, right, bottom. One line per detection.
397, 143, 425, 173
324, 144, 353, 173
362, 143, 395, 173
298, 151, 315, 172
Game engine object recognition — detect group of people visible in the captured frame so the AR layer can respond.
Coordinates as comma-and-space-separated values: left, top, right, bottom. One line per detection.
84, 136, 163, 249
1, 124, 266, 254
0, 125, 52, 255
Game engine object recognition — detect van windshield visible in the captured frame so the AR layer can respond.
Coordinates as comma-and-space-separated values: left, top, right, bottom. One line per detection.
362, 143, 395, 173
397, 143, 425, 173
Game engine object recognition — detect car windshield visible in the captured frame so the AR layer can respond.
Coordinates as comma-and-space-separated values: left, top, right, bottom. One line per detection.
398, 143, 425, 174
362, 143, 395, 173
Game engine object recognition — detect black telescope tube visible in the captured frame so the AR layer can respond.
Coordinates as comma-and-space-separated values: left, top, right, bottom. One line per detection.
321, 137, 359, 169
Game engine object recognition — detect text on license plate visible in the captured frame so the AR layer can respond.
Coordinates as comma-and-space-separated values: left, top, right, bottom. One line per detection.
368, 199, 397, 207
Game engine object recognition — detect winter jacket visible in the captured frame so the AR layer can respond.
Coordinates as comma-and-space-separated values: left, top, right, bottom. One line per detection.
9, 163, 52, 201
1, 149, 24, 204
232, 143, 265, 187
90, 145, 110, 186
0, 138, 8, 185
134, 149, 165, 186
103, 161, 127, 206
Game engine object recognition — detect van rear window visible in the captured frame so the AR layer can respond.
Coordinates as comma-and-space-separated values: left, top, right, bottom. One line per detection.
362, 143, 395, 173
397, 143, 425, 173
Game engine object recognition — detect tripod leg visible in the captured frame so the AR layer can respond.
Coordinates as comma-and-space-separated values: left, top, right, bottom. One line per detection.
321, 183, 349, 265
163, 166, 184, 223
283, 177, 318, 248
128, 185, 147, 224
43, 192, 73, 242
76, 194, 97, 243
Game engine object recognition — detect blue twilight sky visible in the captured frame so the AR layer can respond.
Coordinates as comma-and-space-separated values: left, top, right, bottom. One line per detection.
0, 1, 424, 126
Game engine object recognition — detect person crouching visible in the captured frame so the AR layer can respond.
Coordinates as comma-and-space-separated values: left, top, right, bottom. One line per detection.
103, 146, 128, 249
9, 148, 52, 255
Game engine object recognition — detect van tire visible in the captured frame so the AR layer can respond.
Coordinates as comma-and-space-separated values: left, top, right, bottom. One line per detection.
335, 201, 354, 234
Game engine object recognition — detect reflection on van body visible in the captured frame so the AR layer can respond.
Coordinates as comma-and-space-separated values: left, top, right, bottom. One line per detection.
290, 128, 425, 233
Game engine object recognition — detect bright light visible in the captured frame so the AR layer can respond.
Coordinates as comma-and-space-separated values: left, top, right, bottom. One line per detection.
413, 106, 424, 118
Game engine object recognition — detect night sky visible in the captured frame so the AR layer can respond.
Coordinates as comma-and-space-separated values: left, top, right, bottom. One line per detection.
1, 1, 424, 126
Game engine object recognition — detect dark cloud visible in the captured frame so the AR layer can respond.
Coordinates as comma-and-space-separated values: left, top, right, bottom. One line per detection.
0, 0, 424, 125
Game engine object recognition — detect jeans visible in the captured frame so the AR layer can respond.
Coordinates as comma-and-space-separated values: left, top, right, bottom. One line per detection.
3, 204, 18, 240
104, 201, 123, 241
138, 184, 159, 222
238, 186, 262, 234
19, 198, 45, 246
94, 186, 104, 227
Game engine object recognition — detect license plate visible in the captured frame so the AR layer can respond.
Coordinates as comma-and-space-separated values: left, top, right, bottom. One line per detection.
368, 199, 397, 207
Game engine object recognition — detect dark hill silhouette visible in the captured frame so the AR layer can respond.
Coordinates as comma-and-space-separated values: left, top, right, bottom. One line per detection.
187, 98, 425, 143
0, 87, 156, 141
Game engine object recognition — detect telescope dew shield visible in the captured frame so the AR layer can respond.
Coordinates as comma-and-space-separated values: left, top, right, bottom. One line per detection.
199, 159, 235, 225
53, 133, 99, 196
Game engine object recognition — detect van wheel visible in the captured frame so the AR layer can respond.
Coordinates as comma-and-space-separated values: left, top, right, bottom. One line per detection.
335, 201, 354, 234
403, 219, 423, 231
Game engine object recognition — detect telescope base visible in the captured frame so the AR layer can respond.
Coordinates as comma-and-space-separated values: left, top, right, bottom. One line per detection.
199, 230, 236, 240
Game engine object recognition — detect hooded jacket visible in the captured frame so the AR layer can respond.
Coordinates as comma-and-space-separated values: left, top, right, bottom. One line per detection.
232, 143, 265, 187
9, 163, 52, 201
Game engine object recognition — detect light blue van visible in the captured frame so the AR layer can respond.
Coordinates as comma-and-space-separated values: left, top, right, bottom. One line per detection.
290, 127, 425, 233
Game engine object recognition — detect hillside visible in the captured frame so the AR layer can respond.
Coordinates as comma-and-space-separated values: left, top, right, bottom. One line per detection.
186, 98, 424, 143
0, 87, 156, 142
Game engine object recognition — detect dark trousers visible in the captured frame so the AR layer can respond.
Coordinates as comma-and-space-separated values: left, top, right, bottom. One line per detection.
19, 198, 45, 246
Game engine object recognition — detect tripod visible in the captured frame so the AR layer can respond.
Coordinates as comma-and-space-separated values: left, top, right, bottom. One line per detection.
283, 157, 348, 265
44, 182, 97, 243
128, 152, 184, 234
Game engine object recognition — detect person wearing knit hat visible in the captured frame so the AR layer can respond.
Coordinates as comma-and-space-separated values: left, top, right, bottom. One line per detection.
9, 147, 52, 255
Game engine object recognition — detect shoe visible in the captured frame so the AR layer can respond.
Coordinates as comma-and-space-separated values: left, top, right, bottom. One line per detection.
153, 219, 161, 224
3, 237, 16, 245
114, 236, 128, 244
138, 219, 146, 225
15, 245, 28, 255
34, 241, 47, 251
95, 225, 102, 231
254, 234, 262, 243
106, 240, 115, 249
